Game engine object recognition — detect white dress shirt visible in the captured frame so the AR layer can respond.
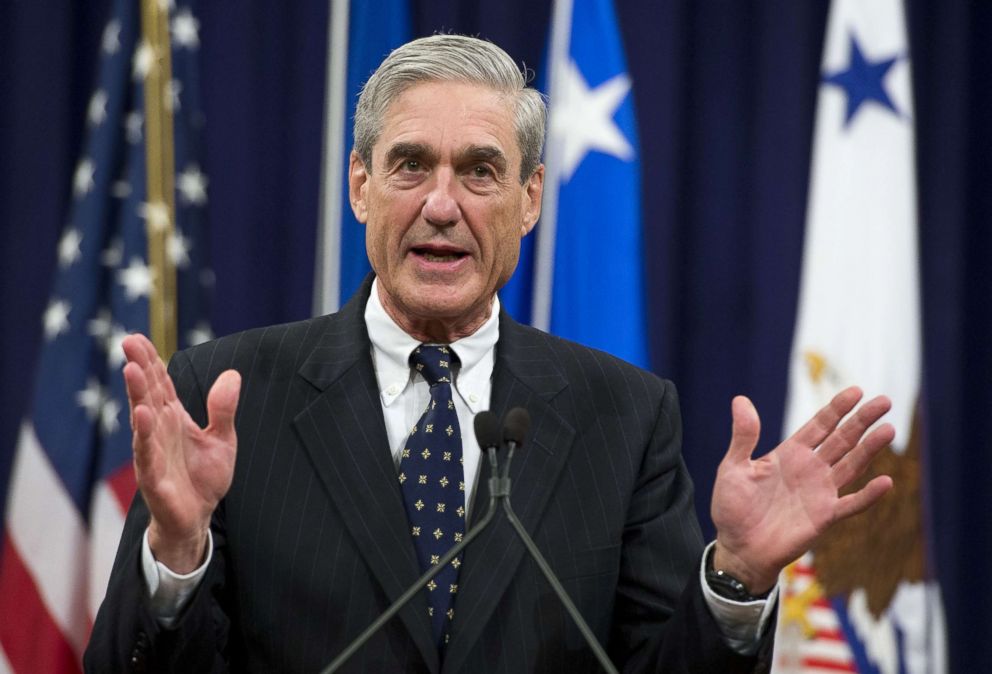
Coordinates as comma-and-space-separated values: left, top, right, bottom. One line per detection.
141, 280, 775, 652
364, 279, 498, 519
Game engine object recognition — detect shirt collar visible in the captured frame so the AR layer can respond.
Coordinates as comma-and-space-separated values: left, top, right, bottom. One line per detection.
365, 278, 499, 412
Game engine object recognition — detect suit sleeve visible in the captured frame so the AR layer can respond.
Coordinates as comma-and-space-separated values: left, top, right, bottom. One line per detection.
608, 379, 771, 673
84, 349, 232, 673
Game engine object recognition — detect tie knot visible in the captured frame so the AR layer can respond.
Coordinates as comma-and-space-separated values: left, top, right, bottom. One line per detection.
410, 344, 458, 387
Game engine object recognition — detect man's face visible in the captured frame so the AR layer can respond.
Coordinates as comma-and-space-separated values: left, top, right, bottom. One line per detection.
349, 81, 543, 339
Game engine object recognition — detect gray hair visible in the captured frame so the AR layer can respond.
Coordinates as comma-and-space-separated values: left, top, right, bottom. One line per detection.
354, 34, 547, 183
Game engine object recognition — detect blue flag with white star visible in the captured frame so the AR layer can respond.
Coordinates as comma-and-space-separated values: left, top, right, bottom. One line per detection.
0, 2, 212, 669
503, 0, 648, 368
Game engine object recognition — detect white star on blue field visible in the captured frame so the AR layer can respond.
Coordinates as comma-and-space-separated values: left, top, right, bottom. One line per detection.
823, 33, 903, 126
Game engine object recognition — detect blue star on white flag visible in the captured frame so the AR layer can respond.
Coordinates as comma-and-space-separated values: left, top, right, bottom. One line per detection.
822, 34, 902, 126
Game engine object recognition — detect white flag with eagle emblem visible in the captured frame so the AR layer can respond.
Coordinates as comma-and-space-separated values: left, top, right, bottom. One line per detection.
773, 0, 946, 672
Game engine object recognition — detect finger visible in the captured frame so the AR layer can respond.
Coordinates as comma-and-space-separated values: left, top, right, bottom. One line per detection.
789, 386, 863, 449
122, 333, 153, 368
138, 337, 172, 410
131, 404, 165, 488
129, 373, 161, 469
123, 334, 167, 410
123, 339, 166, 450
834, 474, 894, 521
148, 356, 173, 410
817, 395, 892, 465
138, 331, 161, 364
724, 395, 761, 465
131, 404, 156, 446
206, 370, 241, 444
125, 363, 158, 461
131, 405, 155, 438
123, 361, 150, 424
830, 422, 896, 488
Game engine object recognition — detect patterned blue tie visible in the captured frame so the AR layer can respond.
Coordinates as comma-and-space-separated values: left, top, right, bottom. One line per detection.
398, 344, 465, 647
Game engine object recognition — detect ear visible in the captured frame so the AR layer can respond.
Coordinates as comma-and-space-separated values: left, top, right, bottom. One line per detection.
348, 150, 369, 223
520, 164, 544, 237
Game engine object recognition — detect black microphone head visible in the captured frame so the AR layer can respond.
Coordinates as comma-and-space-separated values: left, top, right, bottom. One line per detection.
502, 407, 531, 447
473, 411, 501, 451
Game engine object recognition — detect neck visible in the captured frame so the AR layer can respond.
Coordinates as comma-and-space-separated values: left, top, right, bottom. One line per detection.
376, 285, 494, 343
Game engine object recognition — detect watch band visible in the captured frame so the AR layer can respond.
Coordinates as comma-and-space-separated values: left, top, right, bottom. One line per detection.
704, 546, 771, 602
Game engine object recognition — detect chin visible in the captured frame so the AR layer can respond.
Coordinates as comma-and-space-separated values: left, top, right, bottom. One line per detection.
410, 296, 474, 320
406, 278, 471, 303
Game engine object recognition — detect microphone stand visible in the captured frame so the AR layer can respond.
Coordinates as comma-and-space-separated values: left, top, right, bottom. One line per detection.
495, 438, 620, 674
320, 445, 502, 674
323, 412, 619, 674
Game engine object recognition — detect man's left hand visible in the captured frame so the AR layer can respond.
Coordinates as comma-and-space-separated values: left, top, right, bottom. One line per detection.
710, 386, 894, 595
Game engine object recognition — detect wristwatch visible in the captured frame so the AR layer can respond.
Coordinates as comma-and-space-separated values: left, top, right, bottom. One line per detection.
704, 547, 771, 602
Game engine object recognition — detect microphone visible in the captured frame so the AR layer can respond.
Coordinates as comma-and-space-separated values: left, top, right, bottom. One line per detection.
495, 407, 619, 674
474, 410, 504, 499
498, 406, 529, 482
321, 410, 504, 674
502, 407, 530, 447
474, 409, 502, 449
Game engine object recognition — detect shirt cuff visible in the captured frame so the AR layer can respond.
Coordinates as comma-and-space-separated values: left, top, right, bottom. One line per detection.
141, 527, 213, 628
699, 541, 779, 656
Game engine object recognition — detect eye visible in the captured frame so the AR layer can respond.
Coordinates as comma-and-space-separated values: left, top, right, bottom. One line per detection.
403, 159, 421, 171
471, 165, 493, 178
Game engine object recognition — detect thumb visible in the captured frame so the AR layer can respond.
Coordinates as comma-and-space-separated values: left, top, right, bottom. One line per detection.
725, 395, 760, 465
206, 369, 241, 441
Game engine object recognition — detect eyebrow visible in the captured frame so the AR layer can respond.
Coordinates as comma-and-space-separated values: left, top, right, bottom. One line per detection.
383, 142, 438, 170
458, 145, 508, 176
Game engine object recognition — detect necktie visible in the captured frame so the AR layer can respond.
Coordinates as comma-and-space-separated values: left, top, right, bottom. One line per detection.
398, 344, 465, 647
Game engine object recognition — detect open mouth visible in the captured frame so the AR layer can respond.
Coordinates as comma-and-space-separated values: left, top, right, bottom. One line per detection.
411, 246, 468, 263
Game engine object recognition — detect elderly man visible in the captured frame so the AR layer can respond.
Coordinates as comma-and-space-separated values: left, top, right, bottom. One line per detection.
85, 35, 894, 673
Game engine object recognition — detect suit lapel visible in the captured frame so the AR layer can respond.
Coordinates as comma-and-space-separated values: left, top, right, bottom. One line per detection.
292, 284, 440, 672
442, 316, 576, 674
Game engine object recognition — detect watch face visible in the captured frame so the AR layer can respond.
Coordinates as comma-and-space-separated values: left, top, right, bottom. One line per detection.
706, 569, 757, 602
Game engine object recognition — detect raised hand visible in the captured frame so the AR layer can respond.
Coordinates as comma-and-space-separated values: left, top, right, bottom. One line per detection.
709, 387, 894, 594
122, 333, 241, 573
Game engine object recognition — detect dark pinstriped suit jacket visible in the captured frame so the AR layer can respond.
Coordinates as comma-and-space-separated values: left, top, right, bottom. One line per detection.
86, 279, 765, 673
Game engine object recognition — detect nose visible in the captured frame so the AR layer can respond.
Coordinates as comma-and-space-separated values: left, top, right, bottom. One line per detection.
422, 169, 461, 227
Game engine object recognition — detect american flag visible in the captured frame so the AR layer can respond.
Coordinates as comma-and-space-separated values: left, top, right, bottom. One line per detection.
0, 1, 211, 671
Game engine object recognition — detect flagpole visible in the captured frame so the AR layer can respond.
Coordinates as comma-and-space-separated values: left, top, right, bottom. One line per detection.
314, 0, 350, 317
140, 0, 177, 358
531, 0, 573, 332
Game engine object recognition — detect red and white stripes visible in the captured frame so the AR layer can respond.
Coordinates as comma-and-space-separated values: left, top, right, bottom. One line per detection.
0, 423, 131, 672
776, 554, 858, 673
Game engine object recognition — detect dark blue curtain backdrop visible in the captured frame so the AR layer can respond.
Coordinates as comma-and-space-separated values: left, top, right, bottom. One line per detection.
1, 1, 989, 669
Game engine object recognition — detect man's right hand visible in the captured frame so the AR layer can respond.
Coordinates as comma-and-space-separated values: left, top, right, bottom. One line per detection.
122, 334, 240, 574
